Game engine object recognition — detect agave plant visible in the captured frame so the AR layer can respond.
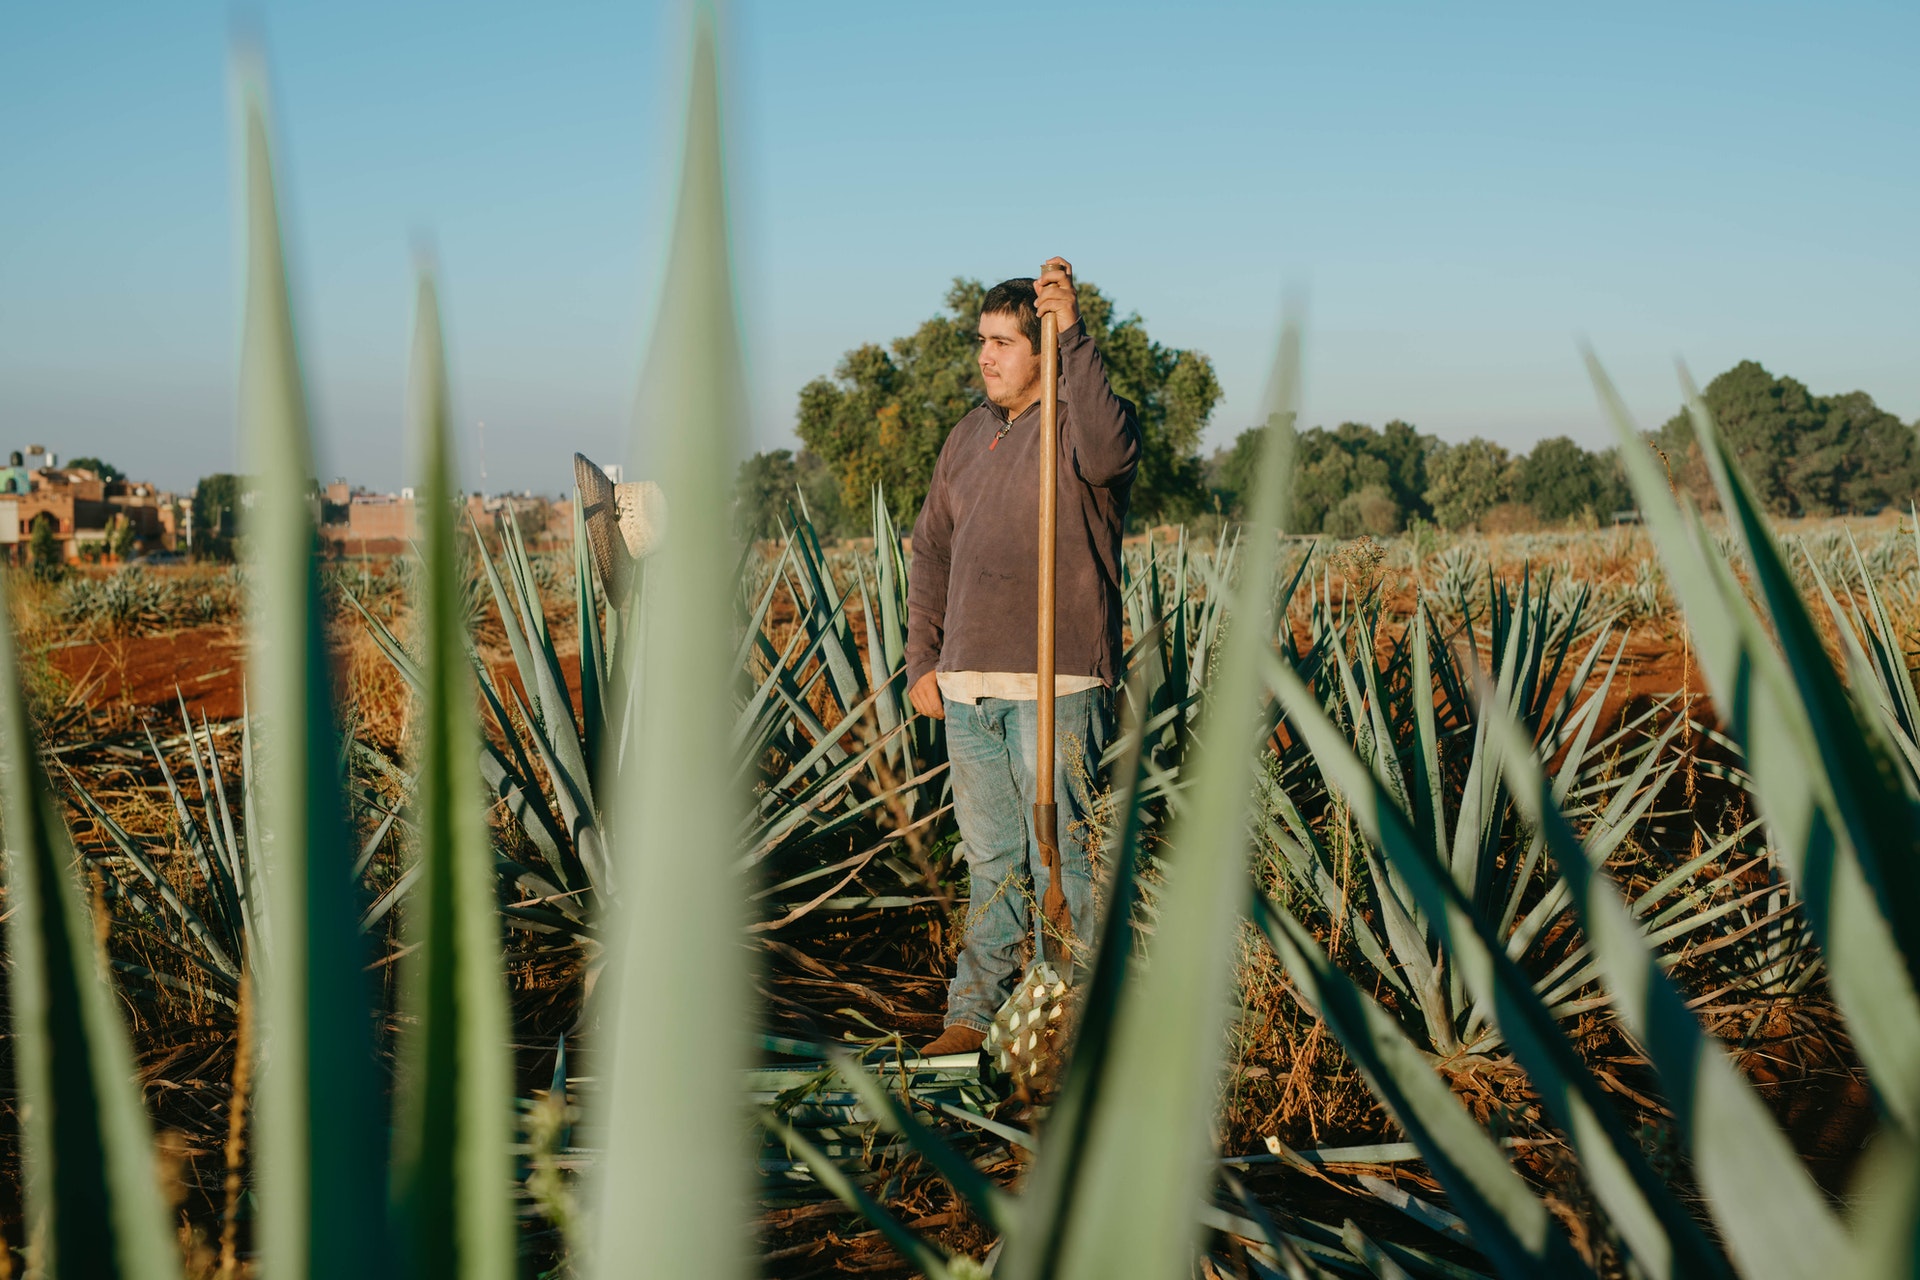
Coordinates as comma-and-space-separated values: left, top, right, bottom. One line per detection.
62, 692, 403, 1018
1256, 567, 1765, 1063
23, 11, 1920, 1280
1801, 516, 1920, 780
1238, 359, 1920, 1279
740, 362, 1920, 1280
1119, 528, 1243, 776
347, 448, 950, 956
0, 578, 185, 1278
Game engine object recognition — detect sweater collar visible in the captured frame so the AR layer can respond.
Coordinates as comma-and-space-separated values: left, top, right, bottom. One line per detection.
983, 375, 1069, 425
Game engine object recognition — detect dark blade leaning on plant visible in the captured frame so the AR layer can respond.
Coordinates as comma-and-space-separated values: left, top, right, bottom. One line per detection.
0, 578, 183, 1280
388, 270, 516, 1280
232, 65, 393, 1279
572, 500, 613, 777
1589, 352, 1920, 1133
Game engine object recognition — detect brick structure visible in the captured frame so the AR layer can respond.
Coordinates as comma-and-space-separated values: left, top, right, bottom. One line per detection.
0, 459, 179, 559
347, 494, 418, 542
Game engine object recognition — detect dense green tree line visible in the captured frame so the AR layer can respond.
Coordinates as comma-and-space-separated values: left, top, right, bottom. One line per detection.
739, 297, 1917, 540
1207, 422, 1634, 535
1206, 360, 1916, 535
1653, 360, 1920, 518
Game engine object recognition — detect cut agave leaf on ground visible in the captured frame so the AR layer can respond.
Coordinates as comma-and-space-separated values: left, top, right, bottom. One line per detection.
389, 270, 516, 1280
233, 62, 393, 1279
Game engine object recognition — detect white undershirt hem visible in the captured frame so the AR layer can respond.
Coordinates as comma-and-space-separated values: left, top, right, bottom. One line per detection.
935, 671, 1105, 704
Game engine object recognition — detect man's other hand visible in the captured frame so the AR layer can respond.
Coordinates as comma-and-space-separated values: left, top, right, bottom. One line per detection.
909, 671, 945, 720
1036, 256, 1079, 336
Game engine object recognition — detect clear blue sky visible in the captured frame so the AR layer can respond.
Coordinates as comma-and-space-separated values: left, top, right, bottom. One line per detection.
3, 1, 1915, 495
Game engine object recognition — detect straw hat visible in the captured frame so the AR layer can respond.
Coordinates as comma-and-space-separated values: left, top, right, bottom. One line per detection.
573, 453, 665, 605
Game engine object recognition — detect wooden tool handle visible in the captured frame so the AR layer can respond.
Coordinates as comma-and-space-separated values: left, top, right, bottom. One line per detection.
1036, 309, 1068, 963
1036, 311, 1059, 805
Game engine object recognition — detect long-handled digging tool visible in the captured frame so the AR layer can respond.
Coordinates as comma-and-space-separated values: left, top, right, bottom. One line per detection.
981, 302, 1075, 1094
1033, 308, 1074, 970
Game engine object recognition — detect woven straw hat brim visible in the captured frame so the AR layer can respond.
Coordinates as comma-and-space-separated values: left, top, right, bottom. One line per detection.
573, 452, 631, 604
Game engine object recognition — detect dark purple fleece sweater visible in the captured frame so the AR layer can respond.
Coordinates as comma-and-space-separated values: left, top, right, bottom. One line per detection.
906, 321, 1141, 688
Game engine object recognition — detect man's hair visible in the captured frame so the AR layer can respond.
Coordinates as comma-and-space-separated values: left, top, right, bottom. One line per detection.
980, 278, 1041, 354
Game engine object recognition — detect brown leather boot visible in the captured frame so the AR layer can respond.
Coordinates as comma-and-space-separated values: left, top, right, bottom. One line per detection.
920, 1025, 986, 1057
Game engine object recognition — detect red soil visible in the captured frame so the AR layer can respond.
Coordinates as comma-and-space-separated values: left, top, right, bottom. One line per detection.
44, 620, 587, 733
46, 625, 250, 722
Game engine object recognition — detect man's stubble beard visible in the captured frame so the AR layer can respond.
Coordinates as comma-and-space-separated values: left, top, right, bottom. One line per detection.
986, 370, 1042, 417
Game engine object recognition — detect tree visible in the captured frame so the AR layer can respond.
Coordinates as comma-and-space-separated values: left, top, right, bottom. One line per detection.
733, 448, 848, 541
797, 277, 1220, 527
107, 512, 136, 561
1293, 429, 1391, 534
1323, 484, 1402, 538
1214, 359, 1913, 533
1072, 284, 1221, 523
27, 512, 59, 573
1656, 361, 1827, 516
1210, 425, 1267, 520
1514, 436, 1600, 525
1651, 360, 1919, 518
1212, 417, 1429, 534
193, 473, 243, 562
1426, 438, 1514, 530
1829, 391, 1920, 514
67, 456, 125, 483
1367, 420, 1431, 520
1291, 421, 1431, 534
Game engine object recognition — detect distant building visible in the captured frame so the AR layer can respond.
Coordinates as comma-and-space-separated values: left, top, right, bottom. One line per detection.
0, 450, 178, 560
317, 483, 567, 554
348, 493, 417, 542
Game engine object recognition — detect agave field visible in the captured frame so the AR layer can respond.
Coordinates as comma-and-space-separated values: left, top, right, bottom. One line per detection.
11, 16, 1920, 1280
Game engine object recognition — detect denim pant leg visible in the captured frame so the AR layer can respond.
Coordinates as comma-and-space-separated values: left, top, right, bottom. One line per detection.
943, 697, 1034, 1032
1009, 688, 1114, 960
943, 689, 1115, 1031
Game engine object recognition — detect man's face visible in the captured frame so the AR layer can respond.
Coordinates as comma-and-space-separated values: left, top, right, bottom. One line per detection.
977, 309, 1040, 413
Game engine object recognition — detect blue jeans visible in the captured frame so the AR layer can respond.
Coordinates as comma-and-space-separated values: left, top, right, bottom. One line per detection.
942, 688, 1114, 1032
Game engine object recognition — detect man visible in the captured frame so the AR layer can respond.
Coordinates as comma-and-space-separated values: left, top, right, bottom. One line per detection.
908, 258, 1141, 1057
